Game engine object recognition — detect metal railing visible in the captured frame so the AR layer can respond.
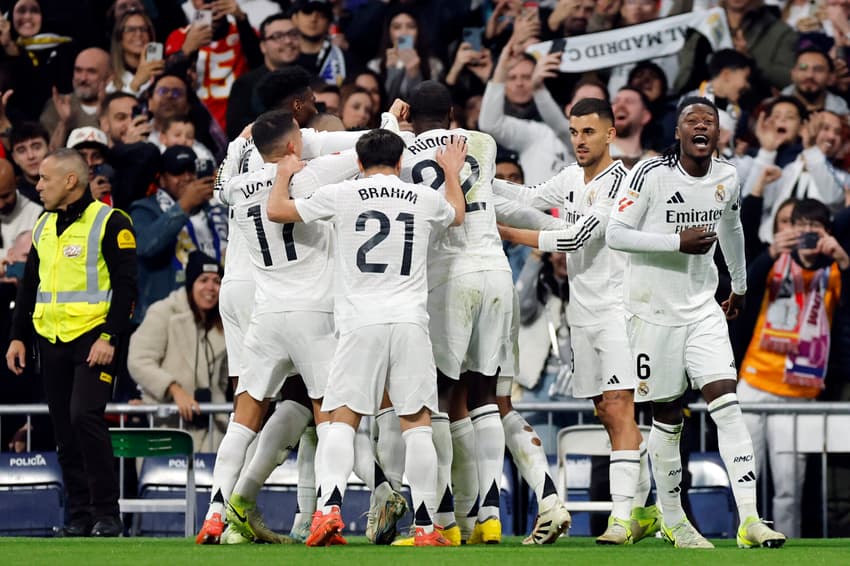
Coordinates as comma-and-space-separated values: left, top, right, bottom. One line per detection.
2, 400, 849, 536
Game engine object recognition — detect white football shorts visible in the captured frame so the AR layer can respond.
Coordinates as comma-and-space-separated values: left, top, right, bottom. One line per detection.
322, 323, 439, 417
219, 278, 255, 377
627, 307, 737, 403
428, 270, 515, 380
570, 316, 637, 399
236, 311, 336, 401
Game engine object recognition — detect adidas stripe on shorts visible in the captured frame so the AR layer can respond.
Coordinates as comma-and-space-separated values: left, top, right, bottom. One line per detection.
569, 316, 636, 399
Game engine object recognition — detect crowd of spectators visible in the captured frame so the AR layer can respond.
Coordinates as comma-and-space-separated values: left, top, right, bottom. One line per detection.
0, 0, 848, 537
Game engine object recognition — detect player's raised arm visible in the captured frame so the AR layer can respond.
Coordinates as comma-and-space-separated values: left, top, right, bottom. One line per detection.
267, 155, 306, 223
435, 136, 468, 226
492, 176, 564, 210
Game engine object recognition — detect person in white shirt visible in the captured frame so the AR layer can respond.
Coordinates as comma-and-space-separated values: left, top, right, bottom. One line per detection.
606, 96, 786, 550
497, 97, 659, 545
269, 129, 467, 547
397, 80, 516, 544
216, 108, 381, 545
0, 160, 41, 260
478, 44, 573, 184
196, 101, 407, 546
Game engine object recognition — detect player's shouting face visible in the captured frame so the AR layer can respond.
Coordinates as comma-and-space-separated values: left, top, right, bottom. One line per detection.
676, 103, 719, 162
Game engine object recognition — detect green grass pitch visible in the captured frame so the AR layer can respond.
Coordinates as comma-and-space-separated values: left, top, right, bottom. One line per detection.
2, 536, 847, 565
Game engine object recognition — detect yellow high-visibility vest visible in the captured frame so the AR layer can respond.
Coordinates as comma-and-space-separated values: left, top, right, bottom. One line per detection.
32, 200, 115, 343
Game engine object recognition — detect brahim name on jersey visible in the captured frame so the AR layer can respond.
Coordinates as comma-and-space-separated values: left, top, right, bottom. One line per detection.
358, 185, 419, 204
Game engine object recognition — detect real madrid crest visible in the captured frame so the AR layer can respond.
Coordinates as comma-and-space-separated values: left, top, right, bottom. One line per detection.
637, 382, 649, 397
715, 184, 725, 202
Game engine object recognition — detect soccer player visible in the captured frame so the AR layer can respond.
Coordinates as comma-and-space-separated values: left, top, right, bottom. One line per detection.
269, 130, 467, 547
395, 80, 517, 544
496, 97, 658, 545
605, 96, 787, 549
196, 100, 407, 545
218, 108, 377, 544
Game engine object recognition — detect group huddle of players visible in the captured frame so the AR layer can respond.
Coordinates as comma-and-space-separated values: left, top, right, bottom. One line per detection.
191, 79, 787, 550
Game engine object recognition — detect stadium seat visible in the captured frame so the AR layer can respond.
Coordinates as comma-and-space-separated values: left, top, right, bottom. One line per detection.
687, 451, 736, 538
0, 452, 64, 536
136, 453, 215, 536
556, 424, 651, 516
111, 428, 196, 537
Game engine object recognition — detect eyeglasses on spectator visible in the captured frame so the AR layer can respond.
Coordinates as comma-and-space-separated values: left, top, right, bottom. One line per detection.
155, 86, 186, 99
264, 30, 300, 42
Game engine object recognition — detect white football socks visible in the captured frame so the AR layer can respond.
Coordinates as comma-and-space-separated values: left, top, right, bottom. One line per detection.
295, 426, 318, 525
234, 400, 312, 501
206, 420, 256, 519
648, 420, 686, 526
502, 410, 558, 508
709, 393, 759, 521
318, 422, 356, 513
610, 449, 640, 522
634, 440, 651, 509
375, 407, 405, 490
403, 426, 437, 533
450, 417, 478, 535
469, 404, 505, 521
353, 424, 375, 490
432, 412, 455, 527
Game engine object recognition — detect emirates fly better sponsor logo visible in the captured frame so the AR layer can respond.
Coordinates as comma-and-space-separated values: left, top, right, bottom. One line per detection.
666, 208, 723, 233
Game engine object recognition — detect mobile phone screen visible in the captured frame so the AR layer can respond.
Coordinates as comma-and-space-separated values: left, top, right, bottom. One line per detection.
397, 34, 414, 50
194, 9, 213, 27
549, 38, 567, 54
145, 42, 163, 62
462, 27, 483, 52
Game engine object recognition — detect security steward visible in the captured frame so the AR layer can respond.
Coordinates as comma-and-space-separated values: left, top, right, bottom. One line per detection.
6, 149, 137, 537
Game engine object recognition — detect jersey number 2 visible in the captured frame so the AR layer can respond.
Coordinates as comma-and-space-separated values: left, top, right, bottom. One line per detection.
247, 204, 297, 266
356, 210, 414, 276
410, 156, 485, 212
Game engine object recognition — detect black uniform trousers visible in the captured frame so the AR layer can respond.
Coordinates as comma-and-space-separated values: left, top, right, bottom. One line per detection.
38, 326, 119, 522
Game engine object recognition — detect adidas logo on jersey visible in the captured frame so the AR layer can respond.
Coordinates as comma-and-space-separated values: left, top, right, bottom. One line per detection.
737, 471, 756, 483
606, 375, 620, 385
666, 191, 685, 204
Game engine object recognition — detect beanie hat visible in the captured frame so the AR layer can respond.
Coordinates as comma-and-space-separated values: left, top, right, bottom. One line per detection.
184, 250, 222, 292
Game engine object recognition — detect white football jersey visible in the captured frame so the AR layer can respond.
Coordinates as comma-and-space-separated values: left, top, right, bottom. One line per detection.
399, 128, 509, 289
610, 156, 741, 325
294, 173, 456, 333
216, 138, 260, 283
495, 160, 628, 327
222, 151, 361, 314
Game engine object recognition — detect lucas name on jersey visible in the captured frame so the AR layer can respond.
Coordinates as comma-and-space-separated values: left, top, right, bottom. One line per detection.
235, 177, 273, 201
358, 185, 419, 205
405, 133, 468, 156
